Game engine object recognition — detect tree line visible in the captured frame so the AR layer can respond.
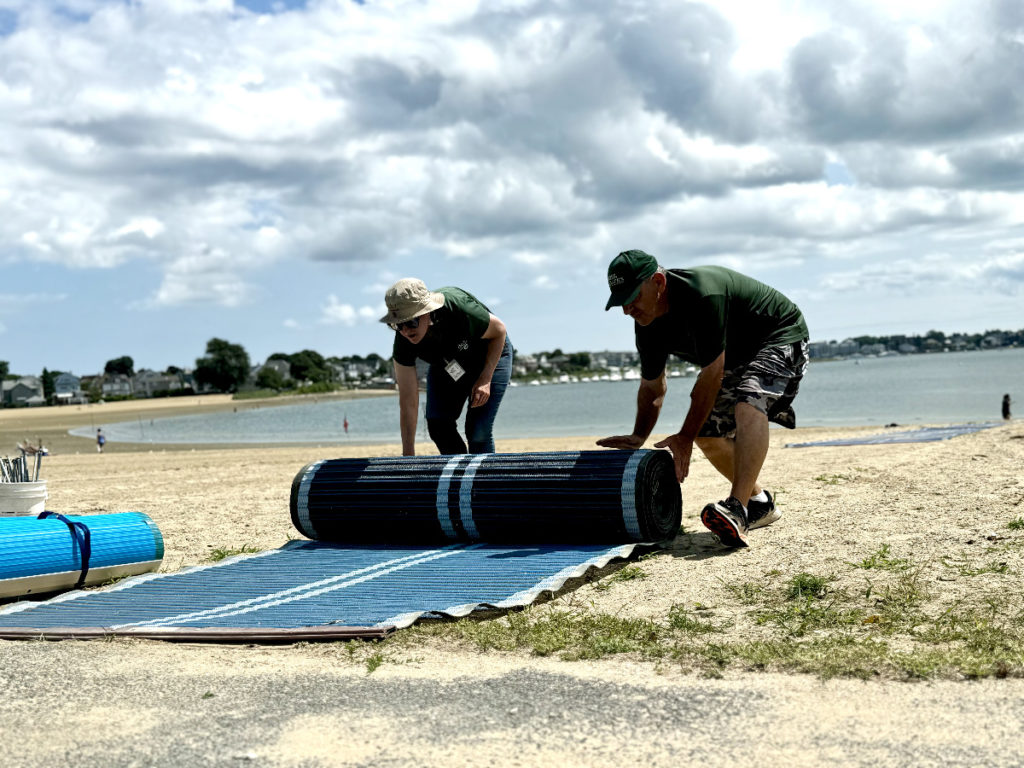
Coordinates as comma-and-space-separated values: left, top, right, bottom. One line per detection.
0, 338, 391, 402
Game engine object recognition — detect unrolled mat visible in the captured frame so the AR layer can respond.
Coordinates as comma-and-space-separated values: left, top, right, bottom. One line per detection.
0, 449, 682, 641
786, 423, 1000, 448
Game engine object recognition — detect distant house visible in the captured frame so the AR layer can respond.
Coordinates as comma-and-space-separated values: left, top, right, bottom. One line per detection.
54, 373, 87, 405
255, 359, 291, 386
133, 369, 185, 398
2, 376, 44, 407
101, 373, 134, 398
982, 332, 1005, 349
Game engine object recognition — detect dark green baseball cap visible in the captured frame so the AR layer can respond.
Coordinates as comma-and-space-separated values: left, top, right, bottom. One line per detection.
605, 249, 658, 310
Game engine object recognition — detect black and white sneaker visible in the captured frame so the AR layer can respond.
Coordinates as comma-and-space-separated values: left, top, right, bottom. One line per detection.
700, 496, 749, 548
747, 490, 781, 530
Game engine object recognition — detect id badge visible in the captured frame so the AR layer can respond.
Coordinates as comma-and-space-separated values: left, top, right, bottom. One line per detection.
444, 359, 466, 381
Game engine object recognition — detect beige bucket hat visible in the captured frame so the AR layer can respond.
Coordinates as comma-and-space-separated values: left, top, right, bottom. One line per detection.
379, 278, 445, 326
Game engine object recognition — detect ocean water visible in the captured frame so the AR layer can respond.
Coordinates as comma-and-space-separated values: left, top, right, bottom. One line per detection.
78, 347, 1023, 445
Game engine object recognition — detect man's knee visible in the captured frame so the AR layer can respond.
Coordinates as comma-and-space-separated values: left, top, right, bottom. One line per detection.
695, 435, 729, 457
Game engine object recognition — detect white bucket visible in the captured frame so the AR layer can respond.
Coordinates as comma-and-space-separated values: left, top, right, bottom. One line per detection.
0, 481, 48, 516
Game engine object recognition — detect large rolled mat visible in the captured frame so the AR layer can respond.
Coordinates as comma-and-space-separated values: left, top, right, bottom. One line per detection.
291, 450, 682, 544
0, 512, 164, 600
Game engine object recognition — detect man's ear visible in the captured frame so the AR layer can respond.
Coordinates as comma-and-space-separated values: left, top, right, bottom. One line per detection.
652, 271, 667, 289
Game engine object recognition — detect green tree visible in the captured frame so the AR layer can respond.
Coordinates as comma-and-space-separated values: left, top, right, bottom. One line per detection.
567, 352, 591, 369
255, 366, 287, 391
0, 360, 8, 379
104, 356, 135, 377
289, 349, 331, 383
194, 338, 251, 393
41, 368, 62, 401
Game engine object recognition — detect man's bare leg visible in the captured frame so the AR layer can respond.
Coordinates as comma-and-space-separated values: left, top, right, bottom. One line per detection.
729, 402, 770, 507
695, 432, 764, 505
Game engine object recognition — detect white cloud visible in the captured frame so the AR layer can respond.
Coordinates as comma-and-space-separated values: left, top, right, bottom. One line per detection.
822, 251, 1024, 294
319, 294, 379, 326
1, 0, 1023, 369
531, 275, 558, 290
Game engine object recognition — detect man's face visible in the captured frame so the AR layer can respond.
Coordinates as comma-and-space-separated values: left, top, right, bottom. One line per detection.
399, 312, 432, 344
621, 276, 660, 325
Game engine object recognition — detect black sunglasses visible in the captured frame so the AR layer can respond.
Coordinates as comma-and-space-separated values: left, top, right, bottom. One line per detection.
389, 315, 421, 332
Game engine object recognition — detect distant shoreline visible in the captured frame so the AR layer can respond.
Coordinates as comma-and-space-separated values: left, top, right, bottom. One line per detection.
0, 389, 395, 455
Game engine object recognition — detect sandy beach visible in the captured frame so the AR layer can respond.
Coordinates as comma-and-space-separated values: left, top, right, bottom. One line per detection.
2, 396, 1023, 767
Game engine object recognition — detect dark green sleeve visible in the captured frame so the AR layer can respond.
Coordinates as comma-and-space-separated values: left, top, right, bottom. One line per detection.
457, 296, 492, 339
693, 296, 727, 368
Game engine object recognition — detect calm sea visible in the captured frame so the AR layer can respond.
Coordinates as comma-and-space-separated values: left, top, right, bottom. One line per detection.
78, 347, 1023, 445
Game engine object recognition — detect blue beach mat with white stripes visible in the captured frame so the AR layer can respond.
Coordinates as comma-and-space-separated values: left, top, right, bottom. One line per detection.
786, 422, 1000, 448
0, 450, 681, 641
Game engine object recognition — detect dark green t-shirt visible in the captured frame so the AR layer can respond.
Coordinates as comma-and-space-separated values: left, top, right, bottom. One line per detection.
637, 267, 808, 378
392, 286, 492, 372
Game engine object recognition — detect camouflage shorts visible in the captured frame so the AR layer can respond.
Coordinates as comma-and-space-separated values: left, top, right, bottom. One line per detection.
698, 341, 809, 439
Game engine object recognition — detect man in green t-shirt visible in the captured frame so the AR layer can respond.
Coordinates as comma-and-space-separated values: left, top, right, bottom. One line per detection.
598, 250, 809, 548
382, 278, 513, 456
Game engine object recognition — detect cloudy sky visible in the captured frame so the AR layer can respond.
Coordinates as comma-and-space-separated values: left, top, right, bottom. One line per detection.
1, 0, 1022, 376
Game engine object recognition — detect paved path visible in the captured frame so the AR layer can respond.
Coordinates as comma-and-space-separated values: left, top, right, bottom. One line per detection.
2, 641, 1022, 767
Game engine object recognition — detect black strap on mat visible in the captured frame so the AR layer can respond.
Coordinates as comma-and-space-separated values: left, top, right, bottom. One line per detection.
37, 511, 92, 589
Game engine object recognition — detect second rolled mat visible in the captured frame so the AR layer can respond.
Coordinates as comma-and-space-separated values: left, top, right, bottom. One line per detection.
290, 449, 682, 544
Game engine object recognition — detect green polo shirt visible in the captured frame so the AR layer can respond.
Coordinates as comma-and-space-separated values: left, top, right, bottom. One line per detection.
637, 267, 808, 379
392, 286, 492, 371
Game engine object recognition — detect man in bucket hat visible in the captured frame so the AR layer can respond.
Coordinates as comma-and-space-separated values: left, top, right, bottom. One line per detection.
598, 250, 809, 549
382, 278, 513, 455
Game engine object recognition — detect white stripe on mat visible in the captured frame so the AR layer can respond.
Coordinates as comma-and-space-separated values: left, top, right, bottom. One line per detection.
116, 544, 479, 629
435, 455, 467, 539
620, 451, 644, 539
296, 460, 325, 538
458, 454, 487, 539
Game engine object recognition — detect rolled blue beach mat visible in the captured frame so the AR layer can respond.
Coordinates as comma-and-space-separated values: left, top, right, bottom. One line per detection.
0, 512, 164, 599
290, 449, 682, 544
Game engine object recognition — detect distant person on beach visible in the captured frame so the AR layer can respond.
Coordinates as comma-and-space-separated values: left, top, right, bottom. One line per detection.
598, 250, 809, 549
382, 278, 512, 455
1004, 394, 1012, 420
96, 428, 106, 453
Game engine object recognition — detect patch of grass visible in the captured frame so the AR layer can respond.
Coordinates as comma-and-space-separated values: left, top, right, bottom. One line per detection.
959, 561, 1010, 577
756, 597, 865, 637
851, 544, 910, 572
594, 565, 647, 591
1007, 517, 1024, 531
207, 545, 261, 562
408, 608, 666, 661
366, 652, 385, 674
942, 557, 1011, 577
785, 572, 833, 600
814, 473, 850, 485
725, 581, 766, 605
667, 605, 725, 634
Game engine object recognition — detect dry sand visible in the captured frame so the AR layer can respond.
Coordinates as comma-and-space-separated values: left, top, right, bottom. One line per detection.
2, 397, 1024, 767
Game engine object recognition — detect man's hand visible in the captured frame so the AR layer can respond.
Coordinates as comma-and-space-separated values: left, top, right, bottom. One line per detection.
596, 434, 645, 450
653, 433, 693, 483
470, 379, 491, 408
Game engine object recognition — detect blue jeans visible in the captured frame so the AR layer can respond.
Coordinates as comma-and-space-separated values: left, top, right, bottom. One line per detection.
425, 338, 513, 454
